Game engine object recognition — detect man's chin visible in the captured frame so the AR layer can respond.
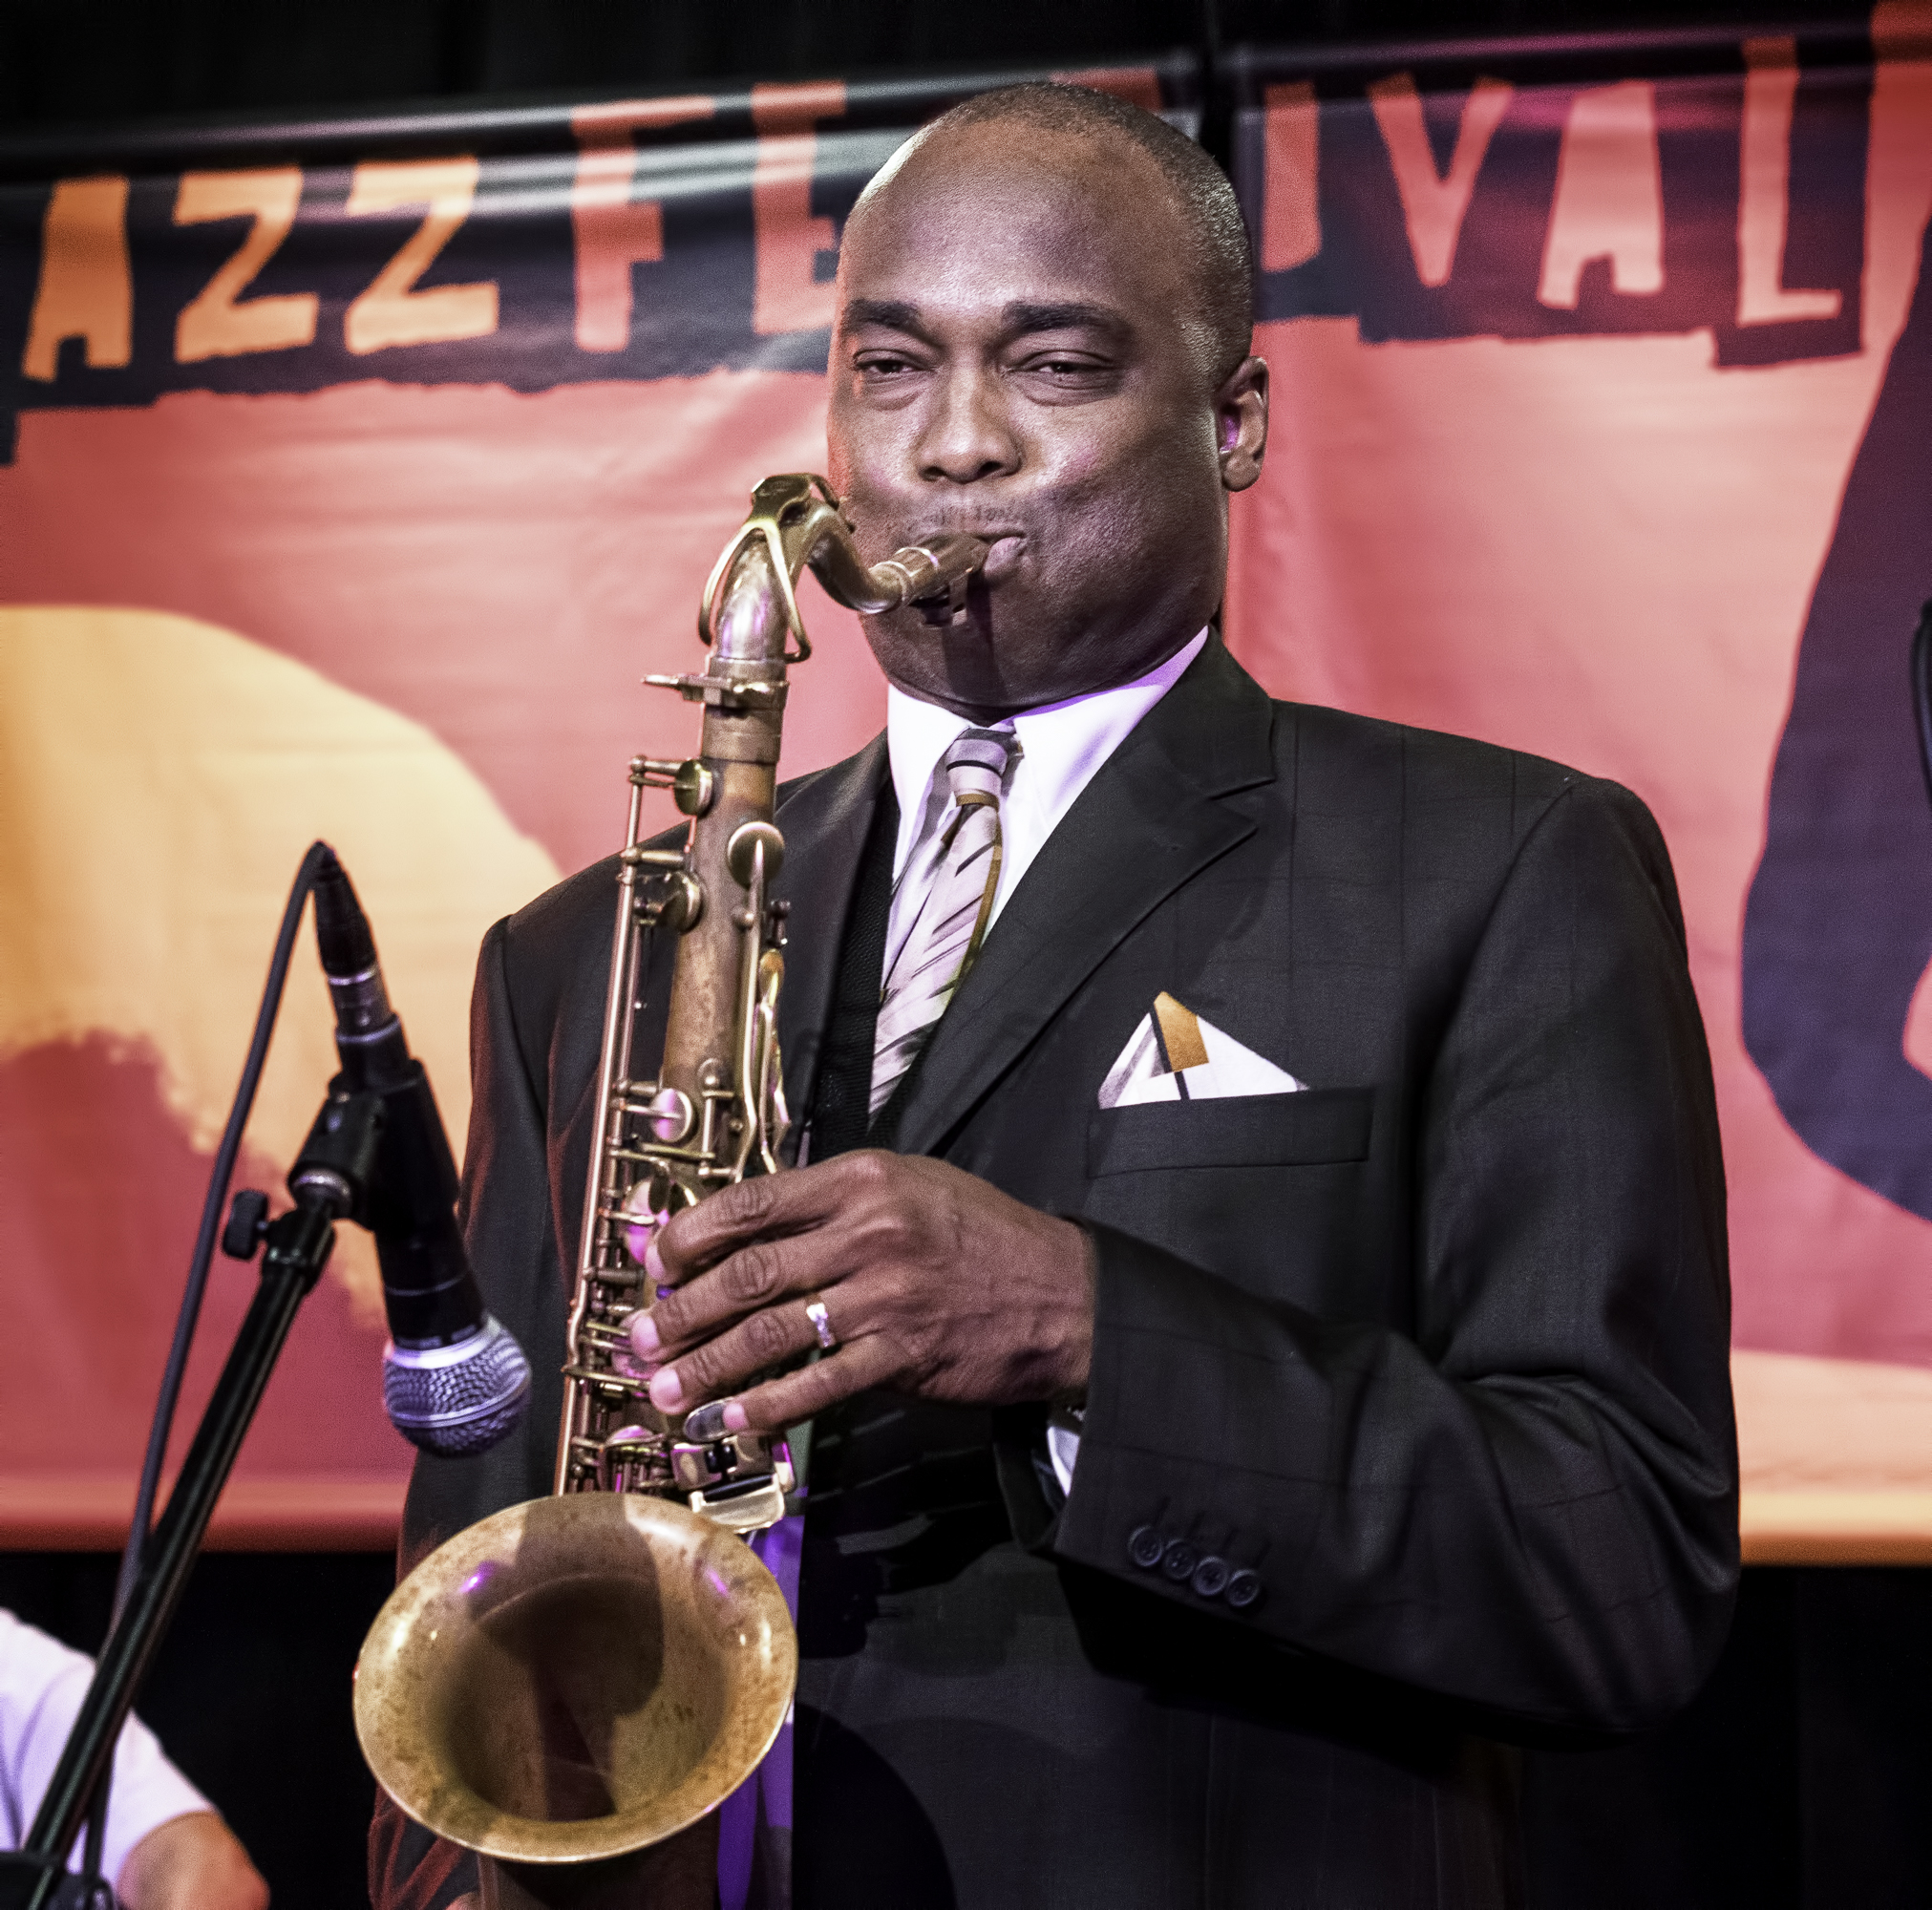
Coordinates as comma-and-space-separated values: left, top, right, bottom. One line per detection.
863, 597, 1188, 717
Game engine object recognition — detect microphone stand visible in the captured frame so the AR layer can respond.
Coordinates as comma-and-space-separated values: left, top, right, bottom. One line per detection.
0, 1085, 384, 1910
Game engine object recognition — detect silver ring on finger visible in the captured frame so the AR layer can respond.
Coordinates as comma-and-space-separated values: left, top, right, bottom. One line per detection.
804, 1297, 838, 1352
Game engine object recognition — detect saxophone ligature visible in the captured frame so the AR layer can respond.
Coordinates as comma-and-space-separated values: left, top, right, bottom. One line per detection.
353, 478, 986, 1906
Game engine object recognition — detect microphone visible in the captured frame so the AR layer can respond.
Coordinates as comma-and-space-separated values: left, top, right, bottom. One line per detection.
311, 848, 531, 1458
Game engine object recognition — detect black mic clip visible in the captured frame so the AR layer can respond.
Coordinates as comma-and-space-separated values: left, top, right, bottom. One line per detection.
221, 1085, 386, 1299
291, 1081, 385, 1220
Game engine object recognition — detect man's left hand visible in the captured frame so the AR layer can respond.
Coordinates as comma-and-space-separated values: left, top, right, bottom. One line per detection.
629, 1152, 1093, 1432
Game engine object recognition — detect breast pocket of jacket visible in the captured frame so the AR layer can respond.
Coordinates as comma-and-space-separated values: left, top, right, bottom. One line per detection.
1082, 1088, 1379, 1312
1085, 1088, 1373, 1178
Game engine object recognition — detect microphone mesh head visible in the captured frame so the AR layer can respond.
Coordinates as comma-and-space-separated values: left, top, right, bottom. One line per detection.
383, 1314, 533, 1459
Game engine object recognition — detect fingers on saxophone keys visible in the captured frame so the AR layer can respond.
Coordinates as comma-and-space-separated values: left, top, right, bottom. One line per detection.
654, 1172, 790, 1284
721, 1337, 893, 1434
632, 1242, 775, 1357
634, 1229, 838, 1359
646, 1289, 834, 1416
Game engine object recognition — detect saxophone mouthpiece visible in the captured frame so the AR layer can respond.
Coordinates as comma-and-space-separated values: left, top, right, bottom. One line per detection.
878, 532, 990, 626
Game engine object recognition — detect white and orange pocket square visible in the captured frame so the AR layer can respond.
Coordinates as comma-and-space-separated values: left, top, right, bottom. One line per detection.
1097, 992, 1306, 1109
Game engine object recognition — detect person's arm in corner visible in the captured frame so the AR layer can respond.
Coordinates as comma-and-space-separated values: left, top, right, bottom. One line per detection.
117, 1812, 267, 1910
0, 1609, 268, 1908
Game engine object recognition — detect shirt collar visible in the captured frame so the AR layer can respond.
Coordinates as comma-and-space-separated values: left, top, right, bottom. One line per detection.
886, 627, 1210, 875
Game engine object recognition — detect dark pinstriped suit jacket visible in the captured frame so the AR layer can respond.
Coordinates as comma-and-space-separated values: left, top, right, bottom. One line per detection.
375, 637, 1738, 1910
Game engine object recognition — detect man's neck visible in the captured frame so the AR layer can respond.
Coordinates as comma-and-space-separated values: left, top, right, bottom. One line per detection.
882, 627, 1214, 724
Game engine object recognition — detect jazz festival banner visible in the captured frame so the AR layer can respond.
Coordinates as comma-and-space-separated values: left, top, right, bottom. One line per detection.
1, 17, 1928, 1558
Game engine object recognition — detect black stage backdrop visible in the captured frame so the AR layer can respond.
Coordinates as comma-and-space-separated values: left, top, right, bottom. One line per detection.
1, 1556, 1929, 1908
0, 0, 1880, 133
2, 4, 1927, 1909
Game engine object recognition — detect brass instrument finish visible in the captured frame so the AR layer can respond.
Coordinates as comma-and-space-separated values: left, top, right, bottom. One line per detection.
558, 476, 985, 1529
353, 476, 986, 1899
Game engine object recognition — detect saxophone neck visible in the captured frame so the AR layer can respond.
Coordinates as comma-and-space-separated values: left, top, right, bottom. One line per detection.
700, 474, 990, 657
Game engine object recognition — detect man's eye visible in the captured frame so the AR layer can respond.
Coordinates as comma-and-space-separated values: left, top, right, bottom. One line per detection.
856, 353, 918, 376
1019, 354, 1108, 379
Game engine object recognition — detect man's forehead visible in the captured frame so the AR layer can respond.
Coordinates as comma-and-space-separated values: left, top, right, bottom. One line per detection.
839, 134, 1186, 329
839, 295, 1131, 339
849, 117, 1176, 253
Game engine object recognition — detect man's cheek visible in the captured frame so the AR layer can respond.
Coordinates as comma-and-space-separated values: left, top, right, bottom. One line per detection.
823, 414, 857, 499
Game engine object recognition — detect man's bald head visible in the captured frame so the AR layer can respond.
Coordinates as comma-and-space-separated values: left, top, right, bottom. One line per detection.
857, 82, 1254, 391
827, 78, 1269, 718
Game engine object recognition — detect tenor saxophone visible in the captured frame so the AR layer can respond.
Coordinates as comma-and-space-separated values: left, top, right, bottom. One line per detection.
354, 477, 985, 1907
559, 475, 987, 1521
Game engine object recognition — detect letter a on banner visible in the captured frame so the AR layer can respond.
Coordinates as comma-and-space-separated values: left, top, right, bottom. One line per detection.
21, 176, 132, 381
1369, 73, 1514, 287
1539, 80, 1666, 308
1262, 81, 1322, 273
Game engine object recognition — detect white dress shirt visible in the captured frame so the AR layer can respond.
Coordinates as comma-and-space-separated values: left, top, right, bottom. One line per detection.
887, 627, 1208, 900
0, 1607, 212, 1886
882, 628, 1210, 1494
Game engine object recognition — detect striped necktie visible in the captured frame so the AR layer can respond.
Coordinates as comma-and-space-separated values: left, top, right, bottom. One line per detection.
870, 726, 1018, 1115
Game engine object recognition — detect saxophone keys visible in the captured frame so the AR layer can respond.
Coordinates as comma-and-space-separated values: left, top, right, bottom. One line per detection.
642, 1088, 694, 1144
618, 1179, 671, 1262
671, 759, 715, 817
636, 869, 703, 932
726, 819, 786, 889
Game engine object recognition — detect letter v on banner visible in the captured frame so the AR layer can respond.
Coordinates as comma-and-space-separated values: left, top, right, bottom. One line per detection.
752, 81, 847, 336
571, 96, 715, 353
1368, 73, 1514, 287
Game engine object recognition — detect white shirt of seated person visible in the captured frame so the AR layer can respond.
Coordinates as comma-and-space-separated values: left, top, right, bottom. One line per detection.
0, 1606, 216, 1887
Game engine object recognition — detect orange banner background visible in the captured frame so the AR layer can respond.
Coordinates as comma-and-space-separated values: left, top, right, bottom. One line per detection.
4, 27, 1932, 1554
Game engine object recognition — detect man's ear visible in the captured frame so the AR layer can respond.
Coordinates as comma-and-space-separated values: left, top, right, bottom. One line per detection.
1216, 355, 1269, 494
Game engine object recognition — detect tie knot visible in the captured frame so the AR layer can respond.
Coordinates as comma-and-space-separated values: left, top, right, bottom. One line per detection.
943, 727, 1017, 802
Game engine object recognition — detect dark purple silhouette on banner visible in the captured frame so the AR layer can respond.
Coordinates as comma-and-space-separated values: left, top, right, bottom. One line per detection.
1742, 214, 1932, 1220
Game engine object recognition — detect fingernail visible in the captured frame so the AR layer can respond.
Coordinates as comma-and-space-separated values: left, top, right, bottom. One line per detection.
722, 1402, 748, 1432
649, 1368, 683, 1411
630, 1313, 660, 1356
684, 1400, 730, 1441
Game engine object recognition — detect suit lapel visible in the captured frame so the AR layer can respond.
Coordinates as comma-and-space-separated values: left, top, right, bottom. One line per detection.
773, 736, 889, 1136
890, 641, 1279, 1160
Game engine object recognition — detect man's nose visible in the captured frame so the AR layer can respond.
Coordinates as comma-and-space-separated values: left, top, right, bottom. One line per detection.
915, 367, 1020, 484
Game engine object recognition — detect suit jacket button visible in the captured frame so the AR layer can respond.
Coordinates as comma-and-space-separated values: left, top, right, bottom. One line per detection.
1191, 1555, 1230, 1599
1128, 1525, 1164, 1569
1160, 1539, 1200, 1582
1224, 1569, 1263, 1612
